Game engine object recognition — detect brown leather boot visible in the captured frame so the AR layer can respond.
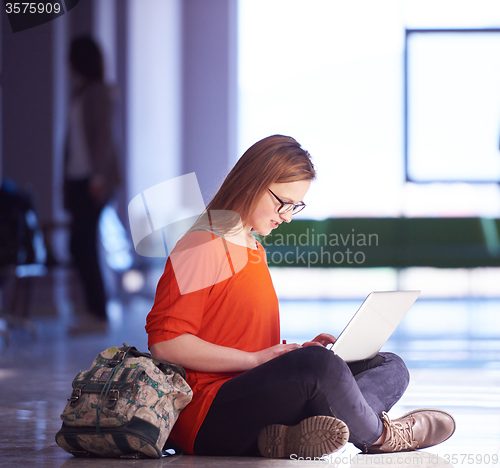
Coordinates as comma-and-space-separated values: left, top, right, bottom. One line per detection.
366, 408, 456, 453
258, 415, 349, 458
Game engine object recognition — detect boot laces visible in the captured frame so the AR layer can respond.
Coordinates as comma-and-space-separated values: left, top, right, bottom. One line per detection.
380, 412, 415, 451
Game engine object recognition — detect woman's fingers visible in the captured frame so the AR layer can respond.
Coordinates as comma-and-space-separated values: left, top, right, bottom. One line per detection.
279, 343, 301, 353
301, 341, 325, 347
306, 333, 337, 347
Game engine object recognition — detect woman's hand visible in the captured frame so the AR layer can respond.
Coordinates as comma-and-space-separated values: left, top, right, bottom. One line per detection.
251, 343, 301, 367
302, 333, 337, 348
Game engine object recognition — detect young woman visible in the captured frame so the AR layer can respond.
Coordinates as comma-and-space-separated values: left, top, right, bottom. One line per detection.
146, 135, 455, 458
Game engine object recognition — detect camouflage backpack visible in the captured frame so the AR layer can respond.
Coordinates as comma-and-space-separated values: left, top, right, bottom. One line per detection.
55, 344, 192, 459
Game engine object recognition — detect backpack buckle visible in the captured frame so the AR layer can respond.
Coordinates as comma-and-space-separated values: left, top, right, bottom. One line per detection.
106, 389, 119, 408
68, 388, 82, 406
110, 350, 126, 366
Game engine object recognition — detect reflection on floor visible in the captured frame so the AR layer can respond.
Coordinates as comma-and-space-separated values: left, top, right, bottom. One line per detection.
0, 297, 499, 467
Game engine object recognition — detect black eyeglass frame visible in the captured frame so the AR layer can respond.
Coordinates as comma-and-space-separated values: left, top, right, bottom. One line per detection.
268, 189, 306, 215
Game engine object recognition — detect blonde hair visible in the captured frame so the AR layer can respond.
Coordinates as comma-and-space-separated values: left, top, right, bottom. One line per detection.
192, 135, 315, 235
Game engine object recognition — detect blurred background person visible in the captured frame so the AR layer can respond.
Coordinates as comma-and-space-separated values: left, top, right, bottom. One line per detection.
63, 35, 121, 334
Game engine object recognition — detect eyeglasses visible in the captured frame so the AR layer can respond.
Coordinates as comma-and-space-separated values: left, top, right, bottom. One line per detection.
268, 189, 306, 215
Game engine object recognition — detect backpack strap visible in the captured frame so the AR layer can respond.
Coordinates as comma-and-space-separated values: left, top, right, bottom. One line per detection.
121, 343, 187, 379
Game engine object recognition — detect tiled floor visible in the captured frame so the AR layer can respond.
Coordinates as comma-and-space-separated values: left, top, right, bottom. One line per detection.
1, 296, 499, 467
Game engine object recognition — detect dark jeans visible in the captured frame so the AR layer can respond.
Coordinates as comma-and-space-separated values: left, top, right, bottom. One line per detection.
193, 346, 409, 456
66, 178, 107, 321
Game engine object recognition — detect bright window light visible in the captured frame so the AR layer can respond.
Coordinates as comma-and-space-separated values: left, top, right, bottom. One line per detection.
238, 0, 500, 218
406, 31, 500, 182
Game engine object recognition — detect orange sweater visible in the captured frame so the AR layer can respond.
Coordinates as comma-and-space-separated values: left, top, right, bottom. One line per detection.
146, 231, 280, 453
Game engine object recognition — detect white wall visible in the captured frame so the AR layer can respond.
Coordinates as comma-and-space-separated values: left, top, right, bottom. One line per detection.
181, 0, 238, 204
126, 0, 182, 199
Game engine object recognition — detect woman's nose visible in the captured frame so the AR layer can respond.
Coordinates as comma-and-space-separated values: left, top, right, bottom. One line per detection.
280, 211, 293, 223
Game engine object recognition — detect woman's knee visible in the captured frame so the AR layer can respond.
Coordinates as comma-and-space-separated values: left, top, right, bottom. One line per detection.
288, 346, 352, 383
379, 352, 410, 392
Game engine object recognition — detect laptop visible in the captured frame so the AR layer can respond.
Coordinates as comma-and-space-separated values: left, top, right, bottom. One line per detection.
329, 290, 420, 362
